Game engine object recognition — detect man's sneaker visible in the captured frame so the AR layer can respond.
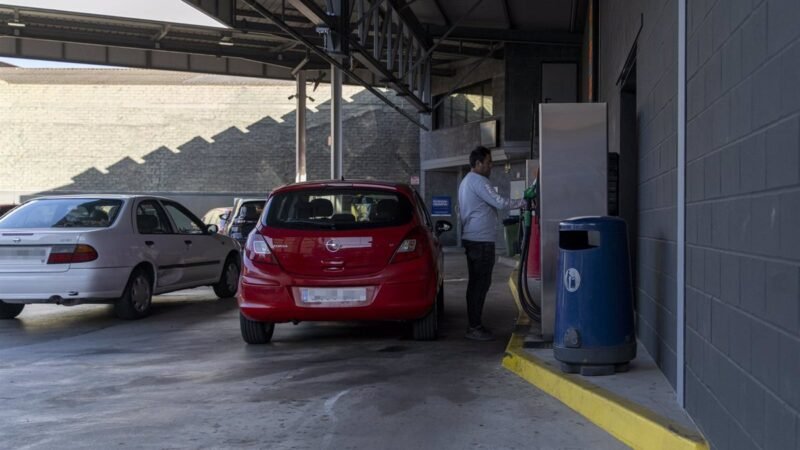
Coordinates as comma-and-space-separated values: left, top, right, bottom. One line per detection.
465, 326, 495, 341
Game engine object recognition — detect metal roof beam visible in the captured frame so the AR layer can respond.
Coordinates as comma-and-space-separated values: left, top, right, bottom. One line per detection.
285, 0, 335, 28
0, 21, 317, 69
239, 0, 430, 127
232, 19, 323, 42
267, 0, 431, 111
431, 0, 450, 27
385, 0, 431, 49
0, 36, 318, 80
183, 0, 236, 26
425, 26, 583, 46
404, 0, 483, 79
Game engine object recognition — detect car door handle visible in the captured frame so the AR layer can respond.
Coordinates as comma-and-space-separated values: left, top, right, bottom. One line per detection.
145, 241, 155, 247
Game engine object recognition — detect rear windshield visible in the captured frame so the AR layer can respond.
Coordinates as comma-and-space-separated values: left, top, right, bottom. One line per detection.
264, 189, 413, 230
0, 198, 123, 229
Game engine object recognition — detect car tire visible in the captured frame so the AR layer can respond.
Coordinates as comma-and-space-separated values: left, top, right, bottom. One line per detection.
240, 312, 274, 344
114, 268, 153, 320
436, 283, 445, 321
0, 300, 24, 319
412, 301, 438, 341
213, 256, 240, 299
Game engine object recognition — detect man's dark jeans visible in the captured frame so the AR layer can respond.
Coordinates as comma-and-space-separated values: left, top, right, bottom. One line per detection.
462, 239, 496, 329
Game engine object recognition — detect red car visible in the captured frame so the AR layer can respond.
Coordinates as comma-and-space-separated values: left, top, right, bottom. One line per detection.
237, 181, 452, 343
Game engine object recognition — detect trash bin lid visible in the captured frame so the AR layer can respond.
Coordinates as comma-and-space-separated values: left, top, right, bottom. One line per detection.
559, 216, 626, 231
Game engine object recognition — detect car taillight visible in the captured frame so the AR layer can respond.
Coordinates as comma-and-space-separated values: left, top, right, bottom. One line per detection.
47, 244, 98, 264
246, 233, 277, 265
390, 227, 427, 264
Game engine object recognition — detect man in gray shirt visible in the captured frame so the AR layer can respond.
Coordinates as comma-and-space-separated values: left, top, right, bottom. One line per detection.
458, 146, 524, 341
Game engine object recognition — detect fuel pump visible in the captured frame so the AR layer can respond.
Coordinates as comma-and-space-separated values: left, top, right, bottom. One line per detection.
517, 176, 542, 322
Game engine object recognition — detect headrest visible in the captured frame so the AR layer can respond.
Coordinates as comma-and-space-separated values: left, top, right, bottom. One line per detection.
310, 198, 333, 218
296, 201, 312, 219
90, 209, 109, 223
242, 205, 261, 220
137, 214, 159, 233
371, 199, 398, 221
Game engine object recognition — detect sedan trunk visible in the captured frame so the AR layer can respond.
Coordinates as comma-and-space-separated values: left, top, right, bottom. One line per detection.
0, 230, 82, 273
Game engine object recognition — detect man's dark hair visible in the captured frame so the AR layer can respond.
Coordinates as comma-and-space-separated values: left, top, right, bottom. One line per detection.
469, 146, 491, 168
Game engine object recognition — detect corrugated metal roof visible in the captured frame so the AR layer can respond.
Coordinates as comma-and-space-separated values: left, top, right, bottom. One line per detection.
0, 68, 297, 85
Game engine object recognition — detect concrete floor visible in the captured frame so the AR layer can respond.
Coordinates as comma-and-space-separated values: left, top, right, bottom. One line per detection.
0, 256, 626, 450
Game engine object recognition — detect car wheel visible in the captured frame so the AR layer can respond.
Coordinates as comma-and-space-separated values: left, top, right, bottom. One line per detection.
436, 283, 445, 321
213, 256, 240, 299
0, 300, 24, 319
240, 312, 275, 344
115, 268, 153, 320
412, 301, 438, 341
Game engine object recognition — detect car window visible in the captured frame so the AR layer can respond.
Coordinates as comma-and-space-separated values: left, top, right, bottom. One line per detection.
238, 201, 265, 220
163, 201, 206, 235
264, 188, 413, 230
136, 201, 172, 234
0, 198, 122, 229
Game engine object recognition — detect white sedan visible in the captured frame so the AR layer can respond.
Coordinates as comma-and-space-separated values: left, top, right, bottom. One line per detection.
0, 195, 241, 320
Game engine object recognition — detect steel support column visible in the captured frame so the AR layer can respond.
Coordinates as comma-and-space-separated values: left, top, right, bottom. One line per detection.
677, 0, 687, 408
295, 71, 307, 182
331, 65, 344, 179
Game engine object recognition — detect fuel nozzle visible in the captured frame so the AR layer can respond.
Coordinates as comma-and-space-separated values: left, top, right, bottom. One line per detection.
521, 178, 538, 228
523, 178, 538, 201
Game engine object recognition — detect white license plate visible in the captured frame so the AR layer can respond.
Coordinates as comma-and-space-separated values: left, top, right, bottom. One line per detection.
0, 247, 48, 265
300, 287, 367, 303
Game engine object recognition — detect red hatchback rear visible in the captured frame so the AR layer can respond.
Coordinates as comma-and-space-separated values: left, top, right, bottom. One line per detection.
237, 181, 452, 343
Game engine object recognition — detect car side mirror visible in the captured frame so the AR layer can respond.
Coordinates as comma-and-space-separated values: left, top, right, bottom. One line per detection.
219, 213, 229, 221
206, 224, 219, 234
435, 220, 452, 236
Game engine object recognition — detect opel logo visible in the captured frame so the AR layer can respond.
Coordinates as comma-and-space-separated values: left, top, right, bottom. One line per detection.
325, 239, 341, 253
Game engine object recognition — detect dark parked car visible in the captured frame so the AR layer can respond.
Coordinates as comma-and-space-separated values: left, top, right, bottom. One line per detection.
226, 198, 265, 245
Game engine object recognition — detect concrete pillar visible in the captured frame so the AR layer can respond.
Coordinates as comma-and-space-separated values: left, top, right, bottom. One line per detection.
295, 71, 307, 182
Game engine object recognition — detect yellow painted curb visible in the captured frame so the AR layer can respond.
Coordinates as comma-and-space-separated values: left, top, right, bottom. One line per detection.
504, 273, 709, 450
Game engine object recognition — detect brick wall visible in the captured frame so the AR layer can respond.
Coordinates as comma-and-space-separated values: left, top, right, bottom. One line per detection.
0, 70, 419, 213
600, 0, 681, 387
685, 0, 800, 448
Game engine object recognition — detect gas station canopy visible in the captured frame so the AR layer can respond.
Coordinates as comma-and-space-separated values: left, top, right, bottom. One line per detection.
0, 0, 585, 117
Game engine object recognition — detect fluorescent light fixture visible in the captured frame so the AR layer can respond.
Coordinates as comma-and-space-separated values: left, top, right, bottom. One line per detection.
7, 21, 25, 27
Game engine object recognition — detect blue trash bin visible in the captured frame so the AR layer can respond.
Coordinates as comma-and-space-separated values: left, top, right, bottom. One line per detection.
554, 216, 636, 376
